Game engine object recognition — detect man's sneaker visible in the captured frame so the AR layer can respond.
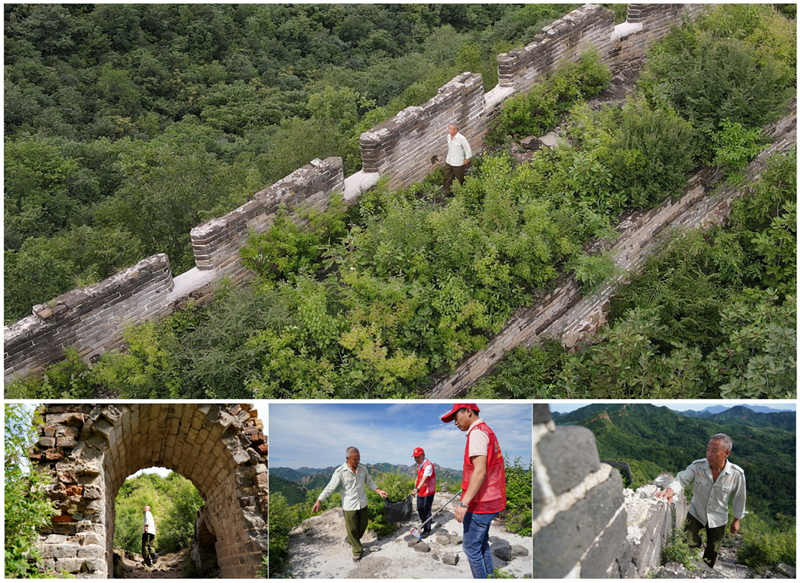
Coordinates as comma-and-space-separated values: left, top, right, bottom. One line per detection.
352, 553, 362, 562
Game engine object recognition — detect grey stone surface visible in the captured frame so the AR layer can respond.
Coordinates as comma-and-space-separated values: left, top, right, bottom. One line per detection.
533, 471, 623, 578
442, 552, 459, 566
413, 542, 431, 553
493, 544, 514, 561
579, 509, 628, 577
511, 544, 529, 557
536, 426, 601, 495
533, 405, 551, 425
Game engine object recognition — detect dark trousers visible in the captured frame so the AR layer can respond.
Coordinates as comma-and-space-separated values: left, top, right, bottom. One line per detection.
417, 494, 434, 534
141, 532, 155, 565
343, 507, 369, 557
685, 513, 725, 568
444, 163, 466, 194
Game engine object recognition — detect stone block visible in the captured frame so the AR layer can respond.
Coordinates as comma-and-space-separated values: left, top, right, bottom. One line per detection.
511, 544, 530, 557
442, 552, 459, 565
579, 509, 629, 577
533, 471, 623, 578
413, 542, 431, 553
435, 533, 451, 545
76, 544, 104, 559
536, 426, 600, 496
79, 532, 102, 546
493, 544, 514, 561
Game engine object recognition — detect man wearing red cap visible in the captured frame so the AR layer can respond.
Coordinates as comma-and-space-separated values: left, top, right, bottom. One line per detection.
441, 403, 506, 579
412, 447, 436, 538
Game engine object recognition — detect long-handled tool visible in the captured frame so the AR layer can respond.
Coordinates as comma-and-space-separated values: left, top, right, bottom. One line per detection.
409, 490, 462, 540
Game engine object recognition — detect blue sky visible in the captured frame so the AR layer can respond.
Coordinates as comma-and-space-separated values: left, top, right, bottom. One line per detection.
547, 401, 796, 414
269, 403, 532, 469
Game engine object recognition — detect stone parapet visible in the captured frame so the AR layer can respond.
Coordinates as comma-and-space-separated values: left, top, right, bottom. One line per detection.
533, 405, 629, 577
31, 404, 267, 578
189, 157, 344, 276
497, 4, 615, 92
359, 72, 486, 190
4, 254, 173, 384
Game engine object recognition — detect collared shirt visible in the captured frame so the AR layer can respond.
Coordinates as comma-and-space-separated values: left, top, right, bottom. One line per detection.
466, 418, 489, 458
317, 463, 378, 511
143, 511, 156, 534
446, 132, 472, 166
668, 458, 746, 528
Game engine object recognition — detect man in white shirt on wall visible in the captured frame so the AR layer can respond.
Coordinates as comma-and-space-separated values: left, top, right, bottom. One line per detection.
656, 433, 746, 568
444, 123, 472, 194
142, 505, 157, 567
312, 447, 388, 561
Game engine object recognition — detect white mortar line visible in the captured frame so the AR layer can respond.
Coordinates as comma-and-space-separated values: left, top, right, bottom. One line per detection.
533, 464, 613, 536
577, 500, 627, 571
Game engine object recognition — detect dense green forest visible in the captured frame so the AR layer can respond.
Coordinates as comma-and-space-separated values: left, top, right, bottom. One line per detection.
113, 472, 204, 557
4, 3, 578, 323
6, 5, 795, 400
555, 403, 796, 570
268, 461, 531, 577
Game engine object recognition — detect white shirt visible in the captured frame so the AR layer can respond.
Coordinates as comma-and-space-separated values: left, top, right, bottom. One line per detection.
317, 463, 378, 511
466, 418, 489, 458
143, 510, 156, 535
668, 458, 746, 528
446, 132, 472, 166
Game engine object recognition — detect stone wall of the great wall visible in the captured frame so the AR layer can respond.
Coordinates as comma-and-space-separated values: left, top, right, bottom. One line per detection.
533, 405, 688, 578
30, 403, 268, 578
4, 4, 708, 383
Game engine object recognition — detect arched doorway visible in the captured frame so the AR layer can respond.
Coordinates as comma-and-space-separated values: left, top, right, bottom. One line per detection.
30, 404, 267, 578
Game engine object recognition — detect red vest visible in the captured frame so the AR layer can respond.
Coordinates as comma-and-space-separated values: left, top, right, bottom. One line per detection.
416, 458, 436, 497
462, 422, 506, 513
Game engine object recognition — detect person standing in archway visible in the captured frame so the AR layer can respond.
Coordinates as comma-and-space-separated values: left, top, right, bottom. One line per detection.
444, 123, 472, 195
311, 447, 388, 562
412, 447, 436, 538
441, 404, 506, 579
142, 505, 157, 567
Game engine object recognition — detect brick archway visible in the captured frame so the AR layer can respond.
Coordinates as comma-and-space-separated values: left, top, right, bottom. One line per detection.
30, 404, 268, 578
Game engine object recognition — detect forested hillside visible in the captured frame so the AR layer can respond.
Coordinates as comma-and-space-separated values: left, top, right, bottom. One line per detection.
4, 3, 576, 322
6, 5, 795, 400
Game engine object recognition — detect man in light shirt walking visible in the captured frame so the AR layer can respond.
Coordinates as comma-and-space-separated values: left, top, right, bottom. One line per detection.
656, 433, 746, 568
444, 123, 472, 194
312, 447, 388, 561
142, 505, 156, 567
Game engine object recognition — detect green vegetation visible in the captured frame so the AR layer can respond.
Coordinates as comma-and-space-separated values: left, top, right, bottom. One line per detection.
4, 405, 58, 578
7, 5, 794, 400
662, 528, 699, 570
5, 4, 577, 323
486, 50, 611, 144
737, 511, 796, 570
268, 462, 531, 577
471, 148, 795, 400
114, 472, 204, 556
